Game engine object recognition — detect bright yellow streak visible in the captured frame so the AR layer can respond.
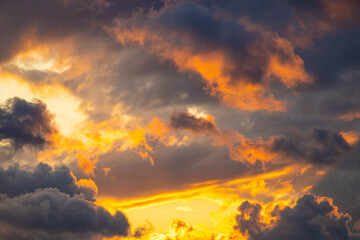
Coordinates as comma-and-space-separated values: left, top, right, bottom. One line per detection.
225, 167, 292, 186
97, 165, 311, 236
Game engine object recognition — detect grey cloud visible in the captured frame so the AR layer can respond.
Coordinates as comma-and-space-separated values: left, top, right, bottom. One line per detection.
0, 0, 89, 63
170, 111, 216, 133
0, 162, 96, 201
0, 188, 129, 239
0, 0, 209, 121
237, 194, 359, 240
288, 0, 360, 46
109, 1, 313, 112
0, 97, 56, 149
270, 128, 351, 165
312, 142, 360, 231
116, 2, 309, 86
74, 48, 215, 121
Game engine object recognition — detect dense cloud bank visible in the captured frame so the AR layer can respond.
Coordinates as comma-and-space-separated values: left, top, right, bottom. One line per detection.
236, 194, 360, 240
0, 163, 130, 240
0, 162, 97, 200
0, 188, 129, 237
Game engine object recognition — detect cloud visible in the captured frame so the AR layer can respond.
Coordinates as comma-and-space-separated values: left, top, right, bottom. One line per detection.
0, 97, 56, 149
0, 162, 129, 239
228, 128, 352, 165
0, 0, 88, 64
313, 168, 360, 232
236, 194, 358, 240
94, 142, 254, 199
234, 201, 265, 236
0, 188, 129, 239
166, 219, 215, 240
132, 221, 153, 238
288, 0, 360, 47
75, 48, 214, 119
0, 162, 97, 200
312, 142, 360, 231
270, 128, 351, 165
169, 111, 216, 133
109, 2, 312, 111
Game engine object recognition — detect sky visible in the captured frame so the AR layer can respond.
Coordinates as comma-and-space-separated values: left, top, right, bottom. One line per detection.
0, 0, 360, 239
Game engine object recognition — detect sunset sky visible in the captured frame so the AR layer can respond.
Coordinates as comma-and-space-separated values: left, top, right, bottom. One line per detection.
0, 0, 360, 239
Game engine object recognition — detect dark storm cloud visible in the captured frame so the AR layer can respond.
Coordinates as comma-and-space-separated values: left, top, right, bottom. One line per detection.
237, 194, 359, 240
0, 97, 56, 149
0, 188, 129, 239
270, 128, 351, 165
170, 111, 216, 133
0, 162, 96, 200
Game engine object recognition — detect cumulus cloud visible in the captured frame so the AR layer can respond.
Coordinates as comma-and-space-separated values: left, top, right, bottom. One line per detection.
169, 111, 216, 133
235, 194, 358, 240
0, 162, 129, 239
0, 97, 56, 149
0, 188, 129, 239
0, 162, 97, 200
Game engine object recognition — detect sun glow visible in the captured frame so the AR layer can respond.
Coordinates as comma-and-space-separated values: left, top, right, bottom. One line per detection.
0, 72, 85, 136
96, 165, 311, 237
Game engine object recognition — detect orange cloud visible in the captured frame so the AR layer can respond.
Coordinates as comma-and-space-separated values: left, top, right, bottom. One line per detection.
338, 111, 360, 121
341, 131, 360, 145
108, 4, 312, 112
77, 178, 99, 197
78, 153, 97, 176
